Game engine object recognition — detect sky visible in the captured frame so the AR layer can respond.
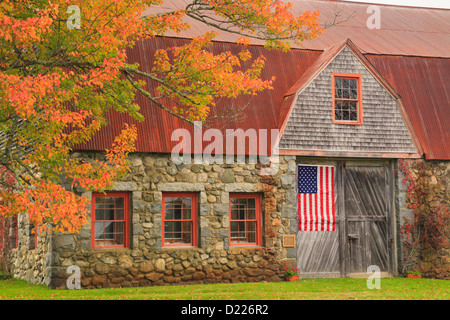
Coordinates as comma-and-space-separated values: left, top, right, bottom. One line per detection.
341, 0, 450, 9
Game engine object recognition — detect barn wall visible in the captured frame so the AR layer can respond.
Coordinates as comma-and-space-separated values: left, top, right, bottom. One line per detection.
396, 159, 450, 279
42, 152, 298, 289
279, 46, 417, 154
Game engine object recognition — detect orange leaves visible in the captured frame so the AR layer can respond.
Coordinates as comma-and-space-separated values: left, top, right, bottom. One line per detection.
0, 0, 324, 235
152, 32, 274, 121
106, 123, 138, 167
0, 1, 56, 47
192, 0, 323, 50
0, 181, 88, 234
2, 72, 62, 119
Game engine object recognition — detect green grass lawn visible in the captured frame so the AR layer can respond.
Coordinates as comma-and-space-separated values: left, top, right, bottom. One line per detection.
0, 277, 448, 300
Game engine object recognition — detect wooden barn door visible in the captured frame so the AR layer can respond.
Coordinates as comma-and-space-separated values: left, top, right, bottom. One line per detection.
343, 164, 393, 276
296, 161, 395, 278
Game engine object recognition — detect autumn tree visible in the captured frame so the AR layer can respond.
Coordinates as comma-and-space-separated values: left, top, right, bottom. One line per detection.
0, 0, 323, 234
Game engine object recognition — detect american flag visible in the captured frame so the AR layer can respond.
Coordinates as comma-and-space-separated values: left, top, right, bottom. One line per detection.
298, 165, 335, 231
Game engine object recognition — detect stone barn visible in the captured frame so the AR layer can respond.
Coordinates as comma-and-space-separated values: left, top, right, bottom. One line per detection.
1, 1, 449, 288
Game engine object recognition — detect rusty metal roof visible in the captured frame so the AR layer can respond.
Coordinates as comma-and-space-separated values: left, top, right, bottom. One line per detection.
75, 38, 322, 155
74, 1, 450, 160
143, 0, 450, 58
366, 54, 450, 160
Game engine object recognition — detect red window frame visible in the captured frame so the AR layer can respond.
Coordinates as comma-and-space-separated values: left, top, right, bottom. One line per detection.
331, 73, 363, 125
162, 192, 198, 247
91, 192, 130, 249
229, 193, 262, 246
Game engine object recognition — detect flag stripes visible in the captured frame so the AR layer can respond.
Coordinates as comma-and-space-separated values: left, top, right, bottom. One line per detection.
298, 165, 335, 231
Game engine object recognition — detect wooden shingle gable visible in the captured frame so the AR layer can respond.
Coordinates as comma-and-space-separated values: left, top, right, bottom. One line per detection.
276, 39, 423, 158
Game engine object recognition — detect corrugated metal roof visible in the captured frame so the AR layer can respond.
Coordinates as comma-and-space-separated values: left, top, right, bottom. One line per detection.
142, 0, 450, 58
74, 38, 322, 155
73, 1, 450, 160
366, 54, 450, 160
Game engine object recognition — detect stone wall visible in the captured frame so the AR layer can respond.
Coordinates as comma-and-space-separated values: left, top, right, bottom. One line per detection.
396, 159, 450, 279
45, 152, 298, 289
8, 214, 52, 285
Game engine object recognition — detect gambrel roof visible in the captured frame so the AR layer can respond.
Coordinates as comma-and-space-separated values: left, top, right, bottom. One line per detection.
75, 0, 450, 160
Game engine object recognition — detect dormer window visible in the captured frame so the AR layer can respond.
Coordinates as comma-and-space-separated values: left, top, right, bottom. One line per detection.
332, 73, 363, 124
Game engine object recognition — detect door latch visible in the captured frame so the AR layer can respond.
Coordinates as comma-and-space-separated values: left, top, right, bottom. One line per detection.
348, 234, 360, 241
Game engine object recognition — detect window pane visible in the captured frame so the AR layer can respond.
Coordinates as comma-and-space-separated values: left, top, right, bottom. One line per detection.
182, 232, 191, 244
351, 88, 358, 99
95, 209, 104, 221
247, 209, 256, 220
182, 208, 191, 220
104, 197, 115, 209
115, 208, 124, 220
344, 111, 350, 120
115, 197, 124, 209
182, 197, 192, 208
230, 221, 238, 233
104, 222, 114, 239
247, 232, 256, 243
94, 222, 104, 240
335, 108, 342, 121
342, 78, 349, 89
173, 206, 182, 220
350, 101, 358, 121
104, 208, 115, 221
165, 204, 174, 219
334, 78, 342, 90
173, 221, 182, 232
95, 197, 105, 209
238, 206, 246, 219
115, 233, 124, 246
342, 87, 349, 99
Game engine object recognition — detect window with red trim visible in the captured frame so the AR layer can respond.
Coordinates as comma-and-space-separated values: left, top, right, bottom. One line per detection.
91, 192, 130, 249
332, 73, 363, 124
162, 193, 197, 247
229, 194, 261, 246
